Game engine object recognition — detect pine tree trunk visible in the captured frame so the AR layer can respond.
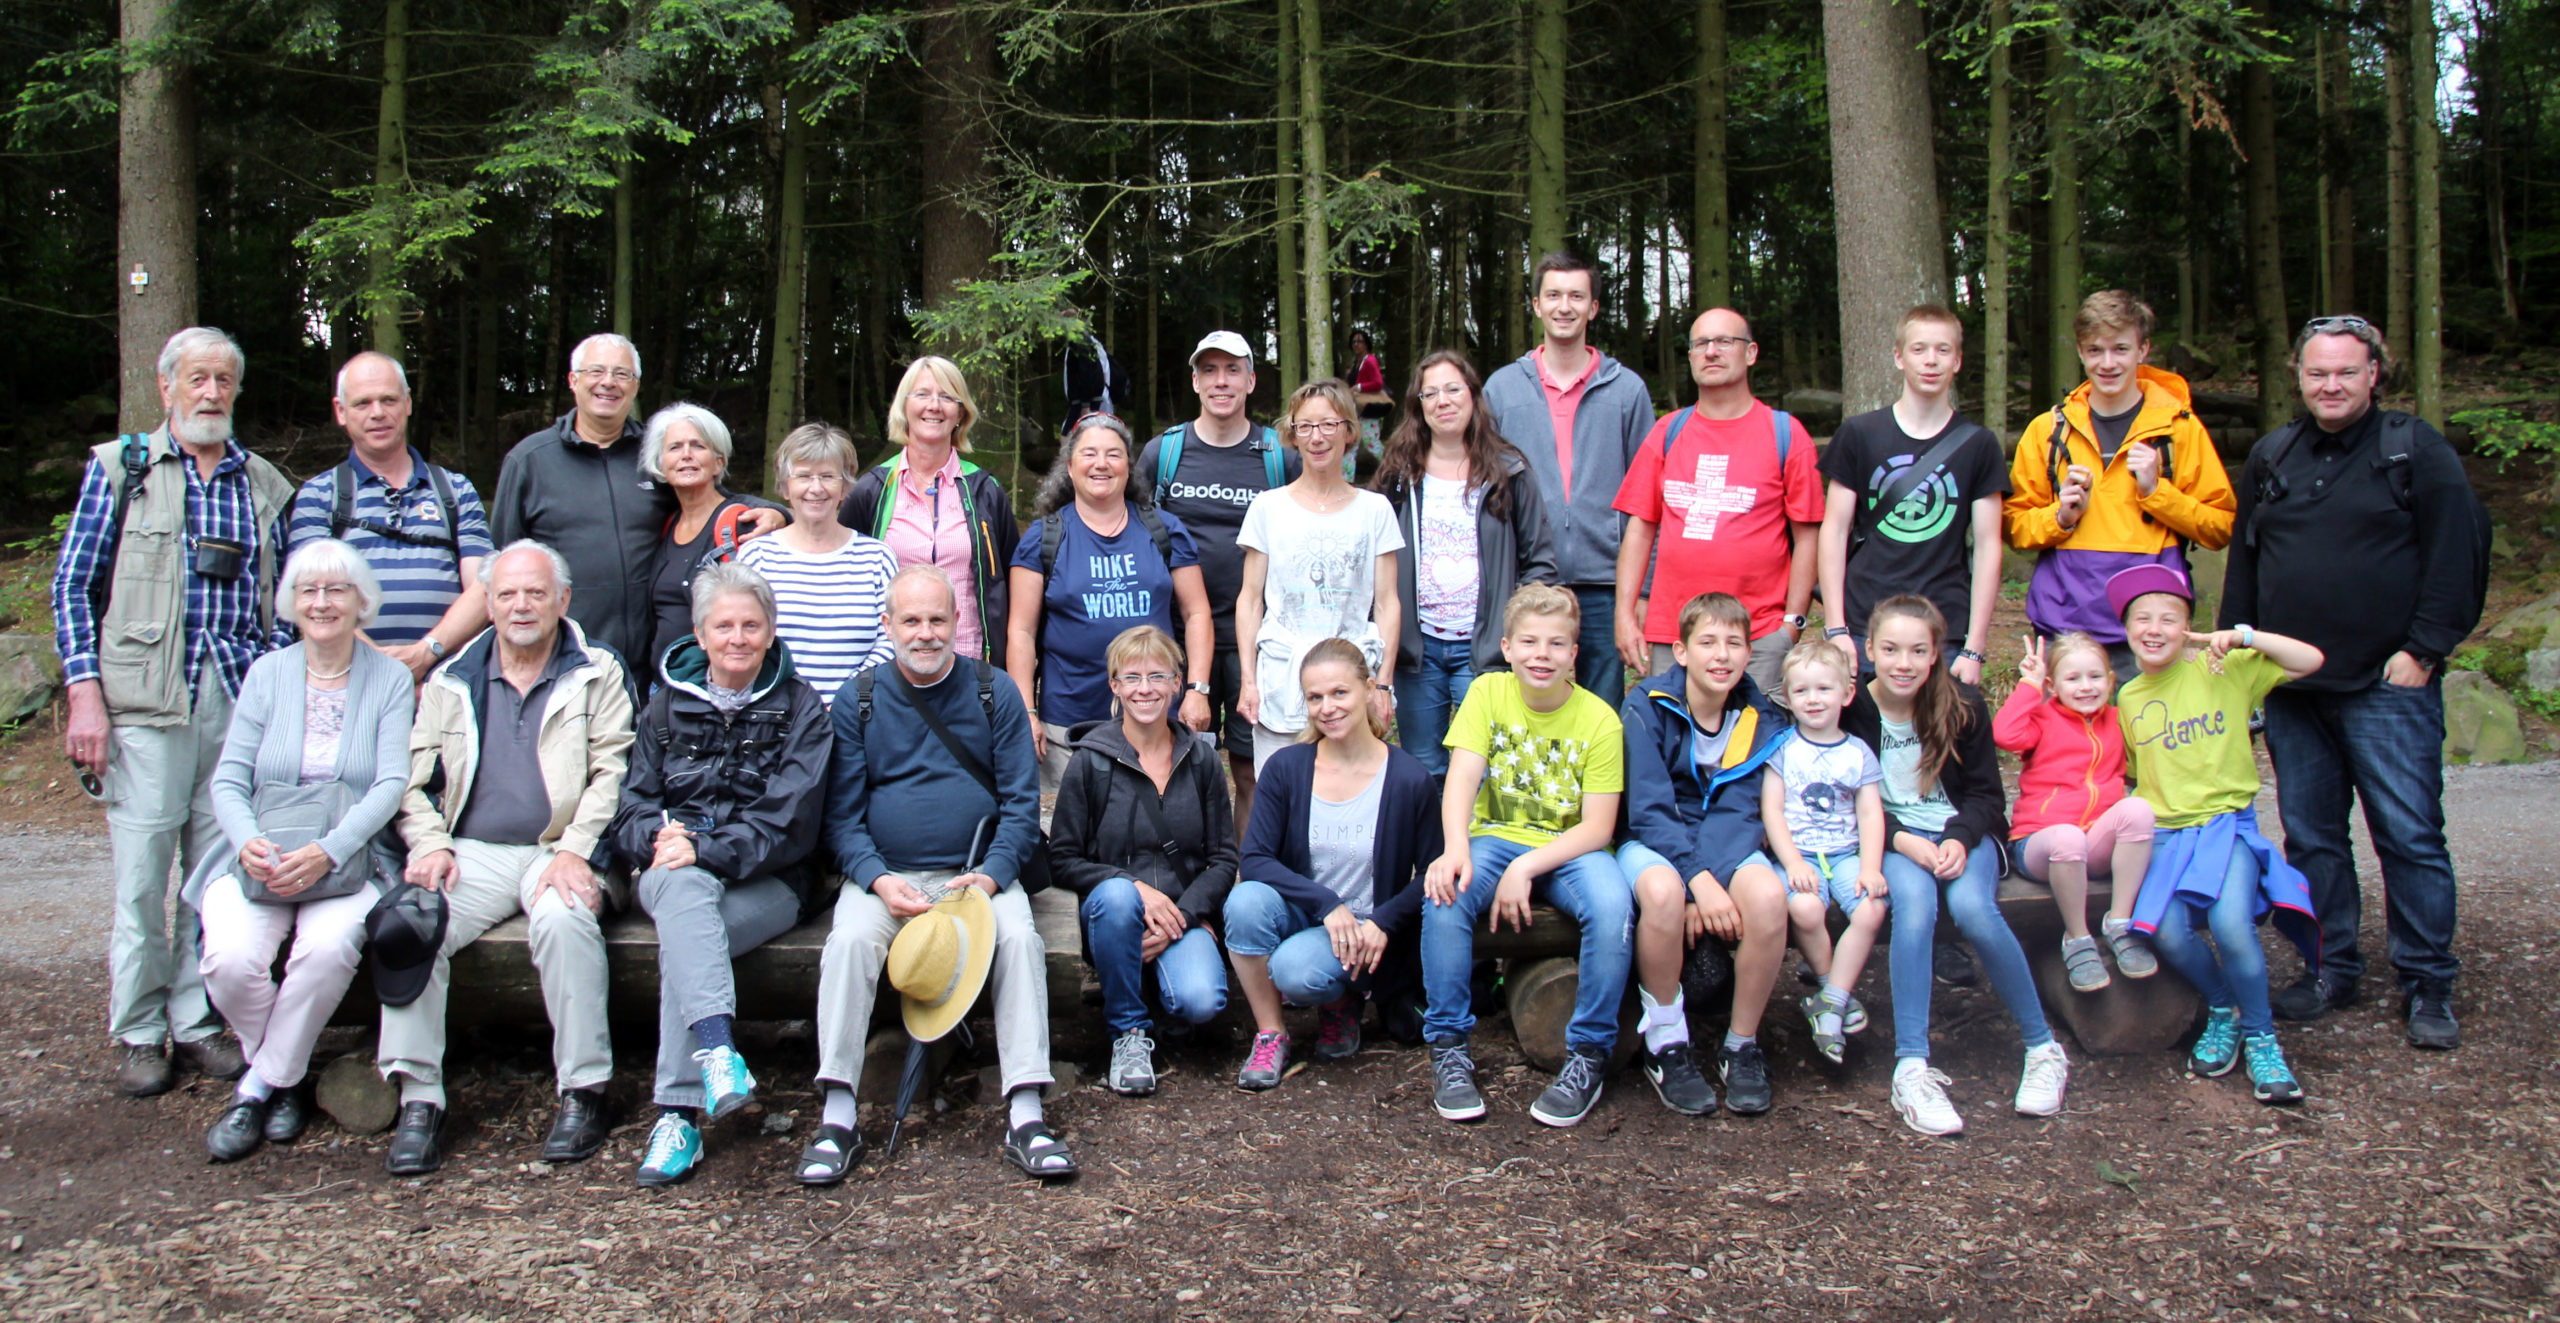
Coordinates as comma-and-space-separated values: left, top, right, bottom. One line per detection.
764, 74, 809, 465
2323, 26, 2356, 315
2412, 1, 2443, 424
1983, 0, 2014, 434
370, 0, 410, 356
1275, 0, 1303, 391
2385, 1, 2414, 365
2243, 2, 2289, 431
1692, 0, 1728, 310
919, 0, 995, 336
541, 218, 565, 417
1823, 0, 1947, 415
613, 156, 636, 339
1526, 0, 1567, 262
2045, 32, 2084, 404
118, 0, 199, 432
1298, 0, 1332, 379
2177, 107, 2196, 346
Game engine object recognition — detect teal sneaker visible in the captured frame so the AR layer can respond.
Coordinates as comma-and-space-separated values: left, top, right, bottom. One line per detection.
2189, 1005, 2241, 1078
2244, 1034, 2304, 1105
696, 1046, 757, 1120
636, 1111, 703, 1187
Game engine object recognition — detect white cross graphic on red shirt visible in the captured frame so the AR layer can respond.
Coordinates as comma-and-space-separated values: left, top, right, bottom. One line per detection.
1662, 452, 1757, 539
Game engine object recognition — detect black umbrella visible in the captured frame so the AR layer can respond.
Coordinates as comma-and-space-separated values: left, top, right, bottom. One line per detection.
882, 819, 997, 1161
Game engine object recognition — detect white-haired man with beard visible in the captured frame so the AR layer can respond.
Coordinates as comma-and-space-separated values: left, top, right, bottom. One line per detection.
54, 326, 296, 1098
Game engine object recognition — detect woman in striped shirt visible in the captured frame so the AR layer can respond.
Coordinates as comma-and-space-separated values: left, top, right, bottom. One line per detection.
737, 423, 898, 704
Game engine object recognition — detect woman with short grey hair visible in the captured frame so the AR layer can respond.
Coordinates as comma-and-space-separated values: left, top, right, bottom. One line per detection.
609, 561, 833, 1186
641, 402, 761, 668
736, 421, 898, 703
194, 538, 414, 1162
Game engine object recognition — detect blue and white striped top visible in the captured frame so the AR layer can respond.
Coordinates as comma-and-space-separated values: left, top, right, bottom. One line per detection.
737, 530, 899, 704
285, 449, 494, 646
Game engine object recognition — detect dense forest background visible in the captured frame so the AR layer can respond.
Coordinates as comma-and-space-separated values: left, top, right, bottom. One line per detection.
2, 0, 2554, 515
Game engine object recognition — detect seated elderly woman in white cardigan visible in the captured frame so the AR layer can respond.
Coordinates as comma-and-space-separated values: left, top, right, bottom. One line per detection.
192, 538, 415, 1163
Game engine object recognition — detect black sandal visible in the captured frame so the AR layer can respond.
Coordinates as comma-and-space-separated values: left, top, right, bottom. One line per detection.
1000, 1120, 1078, 1180
794, 1123, 865, 1187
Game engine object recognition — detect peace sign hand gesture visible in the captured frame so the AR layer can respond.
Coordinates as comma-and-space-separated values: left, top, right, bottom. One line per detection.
2016, 635, 2048, 693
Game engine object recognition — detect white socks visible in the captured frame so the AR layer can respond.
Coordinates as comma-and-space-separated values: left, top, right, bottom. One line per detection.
1007, 1085, 1044, 1130
235, 1068, 273, 1103
821, 1086, 858, 1132
1639, 987, 1689, 1054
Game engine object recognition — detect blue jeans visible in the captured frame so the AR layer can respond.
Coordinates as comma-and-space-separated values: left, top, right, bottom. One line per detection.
1081, 878, 1229, 1034
1422, 835, 1632, 1052
2262, 679, 2459, 990
1880, 829, 2052, 1061
1394, 634, 1476, 777
1570, 585, 1625, 708
1223, 880, 1358, 1006
2147, 847, 2276, 1035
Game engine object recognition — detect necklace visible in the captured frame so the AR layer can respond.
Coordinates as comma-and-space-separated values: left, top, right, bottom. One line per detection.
1301, 482, 1354, 512
307, 659, 353, 681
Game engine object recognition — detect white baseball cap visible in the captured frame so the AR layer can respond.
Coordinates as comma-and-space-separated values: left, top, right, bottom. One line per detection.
1188, 331, 1254, 368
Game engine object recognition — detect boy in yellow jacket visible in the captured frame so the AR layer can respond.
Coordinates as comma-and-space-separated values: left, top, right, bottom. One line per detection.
2004, 291, 2236, 681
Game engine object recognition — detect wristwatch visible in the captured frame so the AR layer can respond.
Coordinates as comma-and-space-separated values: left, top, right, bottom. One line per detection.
1824, 626, 1851, 640
1783, 613, 1809, 631
1956, 647, 1986, 664
2234, 624, 2256, 650
425, 636, 447, 659
1188, 681, 1211, 696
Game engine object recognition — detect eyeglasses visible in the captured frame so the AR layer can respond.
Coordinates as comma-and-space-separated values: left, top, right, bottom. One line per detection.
1113, 671, 1177, 688
575, 366, 637, 383
909, 389, 963, 407
1690, 335, 1752, 354
1289, 419, 1349, 437
295, 582, 357, 601
1419, 385, 1470, 402
2301, 315, 2374, 336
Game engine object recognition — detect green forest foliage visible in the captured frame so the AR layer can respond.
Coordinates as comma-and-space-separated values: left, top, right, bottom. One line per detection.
1, 0, 2553, 511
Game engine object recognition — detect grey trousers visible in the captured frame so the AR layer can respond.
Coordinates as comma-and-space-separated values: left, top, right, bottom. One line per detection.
635, 865, 799, 1109
103, 669, 231, 1047
814, 872, 1053, 1099
376, 840, 614, 1108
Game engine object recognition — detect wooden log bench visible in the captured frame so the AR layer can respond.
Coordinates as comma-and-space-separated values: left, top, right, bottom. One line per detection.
1992, 873, 2202, 1056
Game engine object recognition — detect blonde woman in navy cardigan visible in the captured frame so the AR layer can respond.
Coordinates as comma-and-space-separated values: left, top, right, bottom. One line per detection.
1228, 639, 1442, 1091
194, 540, 414, 1162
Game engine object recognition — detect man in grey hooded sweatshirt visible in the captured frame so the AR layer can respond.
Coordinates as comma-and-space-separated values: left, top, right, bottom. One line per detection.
1481, 252, 1659, 707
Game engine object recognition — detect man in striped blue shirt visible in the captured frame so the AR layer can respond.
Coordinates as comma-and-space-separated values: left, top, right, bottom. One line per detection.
285, 352, 493, 682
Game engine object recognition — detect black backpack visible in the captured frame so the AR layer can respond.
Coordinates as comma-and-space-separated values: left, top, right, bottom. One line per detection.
1038, 503, 1173, 578
329, 458, 462, 554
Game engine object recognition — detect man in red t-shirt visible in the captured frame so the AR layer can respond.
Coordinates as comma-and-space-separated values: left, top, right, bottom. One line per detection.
1611, 308, 1823, 698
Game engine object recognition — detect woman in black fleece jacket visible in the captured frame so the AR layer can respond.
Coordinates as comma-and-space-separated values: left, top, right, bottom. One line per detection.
1842, 596, 2066, 1139
1049, 626, 1239, 1098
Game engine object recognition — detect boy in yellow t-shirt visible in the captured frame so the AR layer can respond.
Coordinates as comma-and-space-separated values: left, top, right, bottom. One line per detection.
1420, 585, 1626, 1129
2111, 564, 2324, 1107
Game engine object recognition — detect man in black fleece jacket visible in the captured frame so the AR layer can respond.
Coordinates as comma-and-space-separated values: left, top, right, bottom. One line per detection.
802, 567, 1071, 1183
2220, 316, 2485, 1047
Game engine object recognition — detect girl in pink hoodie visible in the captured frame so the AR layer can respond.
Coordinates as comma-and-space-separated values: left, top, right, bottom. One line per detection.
1994, 632, 2156, 991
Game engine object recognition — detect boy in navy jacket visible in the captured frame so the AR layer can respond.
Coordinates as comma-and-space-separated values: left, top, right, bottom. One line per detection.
1617, 592, 1795, 1118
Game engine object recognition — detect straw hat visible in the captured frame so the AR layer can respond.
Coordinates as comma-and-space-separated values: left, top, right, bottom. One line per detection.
887, 885, 996, 1041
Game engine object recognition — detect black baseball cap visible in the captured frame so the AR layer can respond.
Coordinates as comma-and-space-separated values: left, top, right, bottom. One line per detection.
366, 882, 449, 1008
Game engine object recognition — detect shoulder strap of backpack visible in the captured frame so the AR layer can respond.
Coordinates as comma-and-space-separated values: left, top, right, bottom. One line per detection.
648, 685, 676, 752
855, 668, 875, 736
109, 434, 153, 544
425, 461, 460, 549
1660, 407, 1696, 460
2045, 403, 2074, 496
1040, 512, 1064, 577
328, 460, 360, 537
1156, 425, 1184, 489
1771, 409, 1793, 469
976, 659, 997, 719
1136, 503, 1173, 566
1260, 426, 1286, 487
709, 503, 749, 562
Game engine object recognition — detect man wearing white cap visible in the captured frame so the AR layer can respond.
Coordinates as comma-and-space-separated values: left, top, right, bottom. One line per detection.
1136, 330, 1301, 834
801, 565, 1071, 1184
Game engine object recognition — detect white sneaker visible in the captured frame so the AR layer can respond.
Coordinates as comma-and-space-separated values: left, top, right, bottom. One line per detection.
2015, 1041, 2069, 1117
1891, 1059, 1965, 1137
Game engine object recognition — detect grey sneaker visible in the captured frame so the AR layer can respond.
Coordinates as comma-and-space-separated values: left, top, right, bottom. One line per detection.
2062, 935, 2112, 992
1429, 1041, 1486, 1121
2101, 915, 2158, 979
1236, 1031, 1288, 1092
1530, 1049, 1608, 1127
1108, 1030, 1158, 1097
1801, 995, 1848, 1064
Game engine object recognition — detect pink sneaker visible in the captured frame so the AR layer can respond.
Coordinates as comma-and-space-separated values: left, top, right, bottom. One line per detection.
1236, 1031, 1290, 1091
1314, 1003, 1363, 1061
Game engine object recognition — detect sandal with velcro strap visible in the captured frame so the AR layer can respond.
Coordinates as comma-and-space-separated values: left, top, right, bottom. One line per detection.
1001, 1120, 1078, 1181
795, 1123, 865, 1187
